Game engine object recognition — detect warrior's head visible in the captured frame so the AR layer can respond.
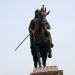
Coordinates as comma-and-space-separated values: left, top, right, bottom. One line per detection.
35, 9, 40, 18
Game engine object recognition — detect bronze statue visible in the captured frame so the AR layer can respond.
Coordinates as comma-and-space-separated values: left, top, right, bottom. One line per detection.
29, 5, 54, 68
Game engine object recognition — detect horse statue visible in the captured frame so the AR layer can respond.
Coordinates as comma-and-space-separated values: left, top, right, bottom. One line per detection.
29, 5, 53, 68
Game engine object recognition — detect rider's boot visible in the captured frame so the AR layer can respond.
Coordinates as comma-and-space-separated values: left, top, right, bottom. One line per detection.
51, 43, 54, 48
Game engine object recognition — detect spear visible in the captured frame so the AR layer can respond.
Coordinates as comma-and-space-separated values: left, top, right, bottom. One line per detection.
15, 34, 30, 51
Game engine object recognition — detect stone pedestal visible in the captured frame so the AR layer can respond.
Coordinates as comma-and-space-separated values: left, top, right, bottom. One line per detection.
30, 66, 63, 75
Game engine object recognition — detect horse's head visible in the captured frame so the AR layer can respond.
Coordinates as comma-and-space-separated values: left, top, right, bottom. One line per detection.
40, 5, 50, 18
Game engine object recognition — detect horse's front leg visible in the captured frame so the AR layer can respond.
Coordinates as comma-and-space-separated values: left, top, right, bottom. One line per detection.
37, 52, 42, 67
33, 55, 38, 68
42, 52, 47, 67
32, 51, 41, 68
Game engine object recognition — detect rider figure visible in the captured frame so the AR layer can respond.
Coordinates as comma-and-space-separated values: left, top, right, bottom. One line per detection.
29, 9, 42, 68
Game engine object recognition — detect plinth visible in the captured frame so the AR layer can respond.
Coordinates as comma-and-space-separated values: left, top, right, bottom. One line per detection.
30, 66, 63, 75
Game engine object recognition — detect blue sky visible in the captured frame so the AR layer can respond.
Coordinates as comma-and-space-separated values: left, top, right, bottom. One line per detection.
0, 0, 75, 75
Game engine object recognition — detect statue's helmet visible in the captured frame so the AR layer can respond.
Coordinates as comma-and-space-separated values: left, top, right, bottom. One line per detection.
35, 9, 40, 18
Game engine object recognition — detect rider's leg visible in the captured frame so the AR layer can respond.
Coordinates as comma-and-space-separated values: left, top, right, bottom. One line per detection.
48, 48, 52, 58
49, 32, 54, 48
47, 32, 53, 58
47, 40, 52, 58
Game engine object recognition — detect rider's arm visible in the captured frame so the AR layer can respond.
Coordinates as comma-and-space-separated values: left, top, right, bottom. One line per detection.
28, 19, 36, 34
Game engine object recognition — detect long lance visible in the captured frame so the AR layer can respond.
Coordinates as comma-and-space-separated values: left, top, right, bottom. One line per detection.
15, 33, 30, 51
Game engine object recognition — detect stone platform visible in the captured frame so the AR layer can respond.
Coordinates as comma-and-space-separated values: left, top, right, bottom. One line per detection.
30, 66, 63, 75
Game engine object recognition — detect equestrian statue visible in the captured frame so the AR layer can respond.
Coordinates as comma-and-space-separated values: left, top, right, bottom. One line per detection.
29, 5, 54, 68
15, 5, 54, 68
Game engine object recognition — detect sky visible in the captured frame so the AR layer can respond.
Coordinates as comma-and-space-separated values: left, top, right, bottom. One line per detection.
0, 0, 75, 75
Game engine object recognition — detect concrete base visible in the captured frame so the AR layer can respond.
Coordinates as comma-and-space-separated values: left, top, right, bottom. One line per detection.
30, 66, 63, 75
